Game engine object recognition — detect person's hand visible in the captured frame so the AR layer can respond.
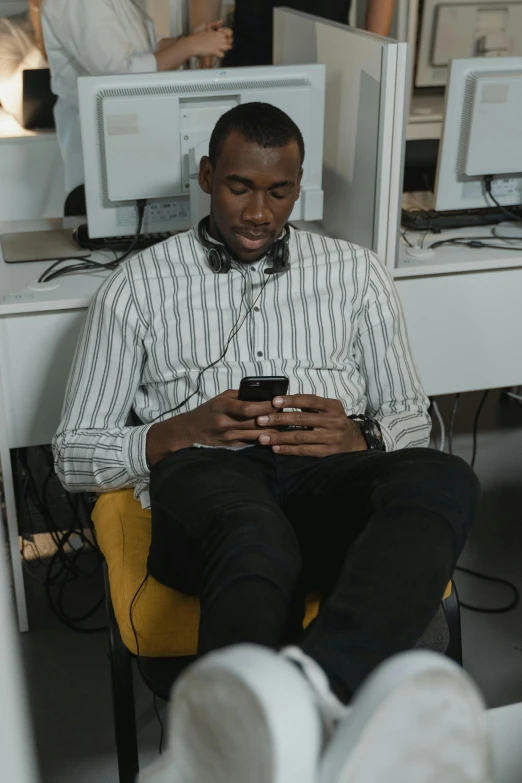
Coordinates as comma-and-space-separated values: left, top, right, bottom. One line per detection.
255, 394, 368, 457
193, 19, 224, 33
146, 390, 278, 466
186, 24, 233, 59
193, 20, 228, 68
154, 24, 232, 71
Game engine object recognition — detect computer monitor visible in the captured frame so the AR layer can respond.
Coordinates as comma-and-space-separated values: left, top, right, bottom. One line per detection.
78, 65, 325, 240
415, 0, 522, 88
434, 56, 522, 212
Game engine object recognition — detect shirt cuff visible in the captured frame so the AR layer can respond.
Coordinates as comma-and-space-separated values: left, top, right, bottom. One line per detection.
122, 424, 153, 480
129, 52, 158, 74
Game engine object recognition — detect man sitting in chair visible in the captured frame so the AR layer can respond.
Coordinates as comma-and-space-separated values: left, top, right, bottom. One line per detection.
53, 103, 480, 782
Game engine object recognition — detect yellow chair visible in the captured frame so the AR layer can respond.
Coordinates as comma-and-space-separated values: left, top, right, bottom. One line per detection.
93, 489, 461, 783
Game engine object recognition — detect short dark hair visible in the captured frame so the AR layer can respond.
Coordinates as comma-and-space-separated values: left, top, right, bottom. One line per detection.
208, 102, 305, 167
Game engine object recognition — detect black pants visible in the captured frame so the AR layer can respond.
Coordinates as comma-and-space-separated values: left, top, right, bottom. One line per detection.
148, 446, 478, 701
223, 0, 351, 67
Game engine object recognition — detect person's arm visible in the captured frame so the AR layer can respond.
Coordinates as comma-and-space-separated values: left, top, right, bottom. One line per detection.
46, 0, 158, 75
191, 0, 222, 31
154, 26, 232, 71
52, 266, 152, 493
29, 0, 47, 59
353, 254, 431, 450
365, 0, 395, 36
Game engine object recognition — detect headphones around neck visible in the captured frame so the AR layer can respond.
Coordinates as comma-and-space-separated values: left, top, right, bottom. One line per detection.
197, 216, 291, 275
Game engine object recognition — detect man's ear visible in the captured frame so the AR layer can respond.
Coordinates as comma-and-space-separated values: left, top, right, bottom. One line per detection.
199, 156, 213, 194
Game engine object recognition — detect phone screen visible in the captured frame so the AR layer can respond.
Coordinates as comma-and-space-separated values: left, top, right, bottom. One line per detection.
238, 376, 289, 402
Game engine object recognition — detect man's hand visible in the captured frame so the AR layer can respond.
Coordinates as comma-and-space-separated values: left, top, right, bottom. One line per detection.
146, 390, 277, 466
255, 395, 368, 457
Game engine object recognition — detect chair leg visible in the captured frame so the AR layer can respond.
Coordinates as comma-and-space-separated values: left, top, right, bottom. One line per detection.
104, 564, 140, 783
442, 581, 463, 666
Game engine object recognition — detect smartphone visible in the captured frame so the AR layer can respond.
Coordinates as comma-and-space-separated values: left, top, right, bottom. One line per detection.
238, 376, 289, 402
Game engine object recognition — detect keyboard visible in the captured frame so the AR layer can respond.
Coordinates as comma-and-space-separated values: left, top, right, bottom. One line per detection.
401, 206, 522, 232
73, 223, 174, 253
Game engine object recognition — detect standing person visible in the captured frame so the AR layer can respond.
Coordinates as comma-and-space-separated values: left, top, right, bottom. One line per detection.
53, 102, 479, 780
40, 0, 232, 215
223, 0, 395, 67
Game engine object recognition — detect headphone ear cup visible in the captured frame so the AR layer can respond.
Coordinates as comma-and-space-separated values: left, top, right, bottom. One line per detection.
198, 217, 232, 274
271, 234, 290, 270
207, 246, 231, 274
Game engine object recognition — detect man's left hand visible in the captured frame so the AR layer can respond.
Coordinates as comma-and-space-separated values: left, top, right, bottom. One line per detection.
256, 395, 368, 457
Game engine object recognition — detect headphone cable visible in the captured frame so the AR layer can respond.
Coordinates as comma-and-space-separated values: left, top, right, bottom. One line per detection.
151, 270, 270, 422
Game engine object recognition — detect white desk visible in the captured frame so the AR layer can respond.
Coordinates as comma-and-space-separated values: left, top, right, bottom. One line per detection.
2, 221, 522, 629
394, 226, 522, 396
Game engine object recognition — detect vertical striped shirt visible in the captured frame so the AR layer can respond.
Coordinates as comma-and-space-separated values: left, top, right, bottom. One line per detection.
52, 227, 431, 503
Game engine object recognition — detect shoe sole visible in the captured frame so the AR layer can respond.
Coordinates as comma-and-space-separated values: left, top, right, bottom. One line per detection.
139, 643, 321, 783
320, 650, 491, 783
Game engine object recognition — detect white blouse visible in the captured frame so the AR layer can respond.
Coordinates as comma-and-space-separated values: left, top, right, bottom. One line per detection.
42, 0, 158, 193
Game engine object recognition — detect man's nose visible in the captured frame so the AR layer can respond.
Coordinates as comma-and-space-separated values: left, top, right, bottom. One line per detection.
242, 191, 272, 225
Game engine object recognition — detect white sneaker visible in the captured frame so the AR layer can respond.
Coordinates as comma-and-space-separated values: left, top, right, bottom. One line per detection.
320, 650, 492, 783
138, 643, 322, 783
281, 646, 348, 741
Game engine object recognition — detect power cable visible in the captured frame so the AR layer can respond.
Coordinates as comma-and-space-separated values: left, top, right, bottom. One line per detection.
38, 200, 148, 284
470, 391, 488, 468
429, 236, 522, 251
16, 447, 106, 633
456, 566, 519, 613
129, 572, 165, 754
483, 176, 522, 224
448, 393, 460, 455
432, 392, 519, 613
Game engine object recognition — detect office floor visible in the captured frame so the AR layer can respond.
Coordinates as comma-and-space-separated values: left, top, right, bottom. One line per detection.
16, 390, 522, 782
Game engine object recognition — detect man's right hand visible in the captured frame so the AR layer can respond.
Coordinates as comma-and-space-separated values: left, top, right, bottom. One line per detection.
145, 390, 278, 467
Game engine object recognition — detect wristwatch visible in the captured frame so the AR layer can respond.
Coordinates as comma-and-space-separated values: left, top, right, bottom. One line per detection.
348, 414, 385, 451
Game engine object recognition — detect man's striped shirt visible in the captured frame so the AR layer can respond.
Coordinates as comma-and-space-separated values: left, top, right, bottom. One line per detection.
52, 227, 431, 503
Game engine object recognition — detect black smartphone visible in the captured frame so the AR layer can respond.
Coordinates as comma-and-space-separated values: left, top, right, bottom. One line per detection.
238, 376, 289, 402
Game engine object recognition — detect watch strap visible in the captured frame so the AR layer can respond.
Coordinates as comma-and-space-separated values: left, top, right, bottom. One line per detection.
348, 414, 385, 451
